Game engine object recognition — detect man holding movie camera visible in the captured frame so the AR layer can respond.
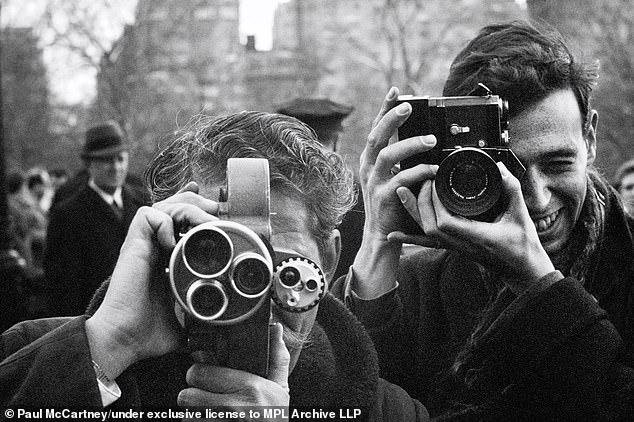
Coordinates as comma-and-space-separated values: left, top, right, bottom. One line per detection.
334, 20, 634, 420
1, 111, 432, 420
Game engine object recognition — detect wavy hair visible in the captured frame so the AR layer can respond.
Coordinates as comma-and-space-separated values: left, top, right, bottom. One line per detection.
443, 20, 599, 134
144, 111, 356, 255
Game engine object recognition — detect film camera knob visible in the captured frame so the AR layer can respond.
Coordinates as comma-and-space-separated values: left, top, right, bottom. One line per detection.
449, 124, 470, 136
272, 256, 325, 312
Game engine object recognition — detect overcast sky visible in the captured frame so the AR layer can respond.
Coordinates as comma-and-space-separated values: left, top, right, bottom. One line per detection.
1, 0, 285, 104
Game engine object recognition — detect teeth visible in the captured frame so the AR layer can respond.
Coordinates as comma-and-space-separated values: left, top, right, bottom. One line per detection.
533, 210, 559, 232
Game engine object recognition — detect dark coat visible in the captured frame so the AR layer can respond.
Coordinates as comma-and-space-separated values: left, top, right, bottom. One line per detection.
333, 184, 634, 421
334, 182, 365, 280
44, 183, 144, 316
0, 294, 430, 422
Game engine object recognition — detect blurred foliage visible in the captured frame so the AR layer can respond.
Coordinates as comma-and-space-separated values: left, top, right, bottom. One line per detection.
1, 28, 50, 171
3, 0, 634, 181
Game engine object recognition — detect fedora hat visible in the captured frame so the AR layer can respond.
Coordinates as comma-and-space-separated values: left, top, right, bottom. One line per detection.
82, 121, 128, 159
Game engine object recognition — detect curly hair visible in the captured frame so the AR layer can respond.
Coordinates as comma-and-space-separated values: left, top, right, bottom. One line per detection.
443, 20, 599, 134
144, 111, 356, 256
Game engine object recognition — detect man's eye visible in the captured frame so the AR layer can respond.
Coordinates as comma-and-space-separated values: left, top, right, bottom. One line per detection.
552, 160, 574, 166
546, 160, 574, 173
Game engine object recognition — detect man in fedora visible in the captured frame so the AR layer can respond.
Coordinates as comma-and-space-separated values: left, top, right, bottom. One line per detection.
44, 121, 145, 316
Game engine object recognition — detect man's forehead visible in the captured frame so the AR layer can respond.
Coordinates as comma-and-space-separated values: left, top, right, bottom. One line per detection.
509, 90, 586, 158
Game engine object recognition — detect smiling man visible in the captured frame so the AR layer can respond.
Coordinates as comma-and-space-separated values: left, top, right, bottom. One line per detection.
1, 111, 430, 420
336, 20, 634, 420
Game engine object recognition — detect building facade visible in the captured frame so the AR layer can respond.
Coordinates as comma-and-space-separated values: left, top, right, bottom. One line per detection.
96, 0, 525, 173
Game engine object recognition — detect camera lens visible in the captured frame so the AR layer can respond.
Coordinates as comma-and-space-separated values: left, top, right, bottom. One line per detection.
305, 279, 318, 292
450, 162, 488, 199
231, 253, 272, 298
182, 228, 233, 278
436, 147, 502, 218
186, 280, 228, 320
278, 266, 301, 288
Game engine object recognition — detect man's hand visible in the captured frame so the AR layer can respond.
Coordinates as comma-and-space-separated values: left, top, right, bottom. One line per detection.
86, 182, 220, 381
390, 162, 555, 294
178, 323, 291, 421
352, 87, 438, 298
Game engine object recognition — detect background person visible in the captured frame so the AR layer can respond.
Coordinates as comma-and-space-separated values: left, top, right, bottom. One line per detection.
25, 168, 52, 215
276, 97, 364, 280
613, 158, 634, 214
44, 120, 145, 316
6, 170, 47, 278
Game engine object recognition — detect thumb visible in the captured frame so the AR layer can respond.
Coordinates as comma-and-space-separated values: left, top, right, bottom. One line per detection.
267, 322, 290, 391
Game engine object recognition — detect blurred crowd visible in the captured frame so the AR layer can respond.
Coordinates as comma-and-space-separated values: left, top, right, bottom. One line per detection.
5, 166, 68, 319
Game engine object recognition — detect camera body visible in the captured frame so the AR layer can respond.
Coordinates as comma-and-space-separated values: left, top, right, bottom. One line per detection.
169, 158, 273, 377
396, 85, 525, 230
168, 158, 327, 377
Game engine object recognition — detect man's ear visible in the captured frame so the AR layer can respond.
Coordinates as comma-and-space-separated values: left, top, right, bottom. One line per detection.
321, 229, 341, 284
585, 109, 598, 166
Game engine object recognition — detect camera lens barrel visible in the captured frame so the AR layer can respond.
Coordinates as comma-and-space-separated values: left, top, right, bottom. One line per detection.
169, 220, 273, 324
278, 266, 302, 288
436, 147, 502, 218
186, 279, 229, 321
182, 227, 234, 278
231, 252, 273, 298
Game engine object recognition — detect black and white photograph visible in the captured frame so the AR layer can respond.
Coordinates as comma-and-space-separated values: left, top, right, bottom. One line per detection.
1, 0, 633, 420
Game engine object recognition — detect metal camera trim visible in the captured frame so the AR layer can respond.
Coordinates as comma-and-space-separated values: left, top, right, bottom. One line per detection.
272, 256, 326, 313
230, 251, 274, 299
304, 278, 319, 292
435, 146, 503, 217
169, 219, 274, 325
185, 279, 229, 321
181, 225, 234, 279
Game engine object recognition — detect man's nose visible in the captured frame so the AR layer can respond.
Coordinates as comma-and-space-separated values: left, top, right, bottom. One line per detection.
521, 168, 551, 211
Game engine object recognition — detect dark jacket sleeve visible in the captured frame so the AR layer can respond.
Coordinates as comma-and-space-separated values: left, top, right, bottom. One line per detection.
333, 249, 634, 420
368, 378, 430, 422
332, 249, 491, 403
0, 316, 103, 407
438, 277, 634, 421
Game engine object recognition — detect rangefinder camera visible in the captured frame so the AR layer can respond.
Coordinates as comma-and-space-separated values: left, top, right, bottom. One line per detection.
168, 158, 326, 377
396, 84, 525, 230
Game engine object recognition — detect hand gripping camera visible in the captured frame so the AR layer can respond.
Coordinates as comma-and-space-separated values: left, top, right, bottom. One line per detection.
396, 84, 525, 231
168, 158, 326, 377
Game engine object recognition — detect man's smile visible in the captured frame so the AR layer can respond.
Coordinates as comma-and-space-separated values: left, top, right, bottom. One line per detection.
532, 208, 560, 233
